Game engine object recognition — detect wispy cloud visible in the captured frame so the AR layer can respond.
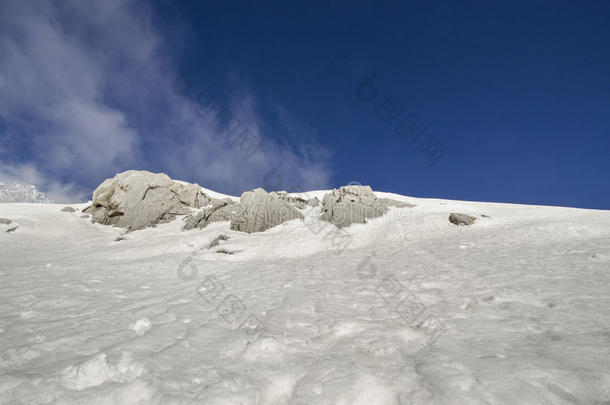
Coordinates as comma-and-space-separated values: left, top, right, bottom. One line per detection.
0, 0, 332, 201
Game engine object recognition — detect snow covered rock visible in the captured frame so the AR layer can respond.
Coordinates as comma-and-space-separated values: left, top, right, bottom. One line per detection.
378, 197, 415, 208
0, 182, 52, 203
84, 170, 212, 231
270, 191, 309, 209
215, 248, 236, 254
269, 191, 318, 209
320, 185, 409, 228
61, 206, 76, 213
231, 188, 303, 233
208, 234, 230, 249
449, 212, 477, 226
307, 197, 320, 207
183, 200, 239, 230
0, 217, 12, 225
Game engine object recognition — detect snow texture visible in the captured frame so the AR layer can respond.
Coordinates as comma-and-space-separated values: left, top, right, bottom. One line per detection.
0, 182, 52, 203
1, 191, 610, 404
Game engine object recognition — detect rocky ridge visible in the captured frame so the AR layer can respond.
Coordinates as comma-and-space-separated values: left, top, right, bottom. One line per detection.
84, 170, 415, 234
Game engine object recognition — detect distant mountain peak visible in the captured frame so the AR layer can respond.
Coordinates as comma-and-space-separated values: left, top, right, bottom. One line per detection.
0, 182, 53, 203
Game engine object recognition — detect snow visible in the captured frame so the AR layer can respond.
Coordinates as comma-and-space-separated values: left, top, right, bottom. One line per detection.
1, 194, 610, 404
0, 182, 52, 203
132, 319, 152, 336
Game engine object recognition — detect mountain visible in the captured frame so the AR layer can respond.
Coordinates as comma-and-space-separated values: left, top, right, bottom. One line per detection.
1, 188, 609, 404
0, 182, 52, 203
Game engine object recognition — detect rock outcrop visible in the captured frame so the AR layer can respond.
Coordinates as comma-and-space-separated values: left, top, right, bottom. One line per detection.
84, 170, 213, 231
183, 200, 239, 230
230, 188, 303, 233
320, 185, 412, 228
61, 206, 76, 213
307, 197, 320, 207
449, 212, 477, 226
83, 172, 416, 234
270, 191, 308, 209
0, 218, 12, 225
270, 191, 320, 209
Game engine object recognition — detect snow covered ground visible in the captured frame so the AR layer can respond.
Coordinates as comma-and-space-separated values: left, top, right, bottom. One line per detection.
1, 193, 610, 404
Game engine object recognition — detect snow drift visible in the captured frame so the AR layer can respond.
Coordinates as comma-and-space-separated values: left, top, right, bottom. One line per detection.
1, 175, 610, 404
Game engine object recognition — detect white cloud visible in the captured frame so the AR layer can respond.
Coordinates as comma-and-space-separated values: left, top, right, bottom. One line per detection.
0, 0, 140, 183
0, 0, 332, 198
40, 101, 139, 172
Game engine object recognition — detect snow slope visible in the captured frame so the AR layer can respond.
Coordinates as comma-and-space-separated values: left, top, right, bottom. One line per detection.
1, 193, 609, 404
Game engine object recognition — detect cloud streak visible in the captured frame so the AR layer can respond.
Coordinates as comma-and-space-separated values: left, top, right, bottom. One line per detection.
0, 0, 332, 201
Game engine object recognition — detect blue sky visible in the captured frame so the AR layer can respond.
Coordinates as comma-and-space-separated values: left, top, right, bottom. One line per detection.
0, 1, 608, 208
